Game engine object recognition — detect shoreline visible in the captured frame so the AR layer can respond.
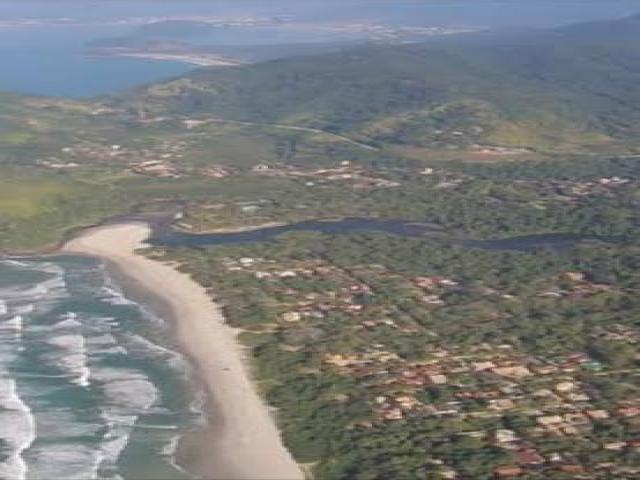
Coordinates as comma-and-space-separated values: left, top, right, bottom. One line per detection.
89, 50, 244, 67
174, 220, 289, 234
62, 222, 304, 480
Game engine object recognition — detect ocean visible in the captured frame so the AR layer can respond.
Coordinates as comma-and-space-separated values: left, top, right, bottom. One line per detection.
0, 25, 191, 98
0, 256, 204, 480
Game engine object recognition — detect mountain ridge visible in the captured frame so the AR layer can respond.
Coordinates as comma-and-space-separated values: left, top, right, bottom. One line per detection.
121, 13, 640, 154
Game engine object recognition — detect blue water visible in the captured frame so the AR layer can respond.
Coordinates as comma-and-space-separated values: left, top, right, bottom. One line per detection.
0, 256, 203, 480
152, 218, 445, 248
0, 25, 191, 98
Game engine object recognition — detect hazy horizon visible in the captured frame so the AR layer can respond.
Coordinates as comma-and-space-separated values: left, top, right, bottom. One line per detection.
0, 0, 638, 28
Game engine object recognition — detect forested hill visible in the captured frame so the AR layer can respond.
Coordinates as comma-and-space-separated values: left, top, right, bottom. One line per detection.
126, 14, 640, 154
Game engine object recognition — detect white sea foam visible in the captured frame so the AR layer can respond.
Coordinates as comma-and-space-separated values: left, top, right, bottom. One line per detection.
164, 433, 191, 477
2, 260, 28, 268
90, 365, 161, 469
0, 299, 7, 316
189, 387, 209, 428
0, 284, 46, 300
123, 333, 189, 374
102, 286, 135, 306
54, 319, 83, 330
12, 304, 33, 315
86, 333, 127, 356
0, 378, 36, 480
46, 334, 90, 387
97, 417, 134, 476
100, 373, 159, 412
34, 409, 103, 439
0, 275, 67, 314
0, 315, 22, 332
0, 259, 198, 480
24, 443, 103, 480
0, 315, 23, 343
53, 314, 82, 330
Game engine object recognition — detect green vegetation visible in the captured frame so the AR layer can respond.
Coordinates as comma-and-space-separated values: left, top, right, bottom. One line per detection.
2, 15, 640, 249
154, 232, 640, 479
124, 15, 640, 155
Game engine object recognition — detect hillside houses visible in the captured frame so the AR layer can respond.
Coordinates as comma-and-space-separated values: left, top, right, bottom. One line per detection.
187, 250, 640, 479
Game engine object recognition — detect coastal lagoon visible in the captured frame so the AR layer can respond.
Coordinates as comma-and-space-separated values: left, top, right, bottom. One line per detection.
0, 256, 203, 479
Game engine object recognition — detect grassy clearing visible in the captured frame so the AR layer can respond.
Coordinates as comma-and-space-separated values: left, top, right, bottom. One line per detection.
0, 177, 75, 218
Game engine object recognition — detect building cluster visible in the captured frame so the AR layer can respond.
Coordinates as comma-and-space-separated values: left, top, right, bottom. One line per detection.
38, 138, 239, 180
543, 177, 633, 202
251, 162, 400, 190
213, 254, 639, 479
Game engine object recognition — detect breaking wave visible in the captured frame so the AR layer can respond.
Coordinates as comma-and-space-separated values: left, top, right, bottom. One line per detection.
0, 258, 200, 479
0, 378, 36, 480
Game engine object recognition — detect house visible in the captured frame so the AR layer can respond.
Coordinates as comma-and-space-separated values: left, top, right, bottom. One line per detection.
604, 442, 627, 451
618, 407, 640, 417
586, 410, 610, 420
395, 395, 420, 409
473, 361, 497, 372
324, 354, 361, 367
428, 374, 448, 385
563, 272, 586, 282
438, 469, 458, 479
202, 166, 231, 178
489, 399, 516, 411
494, 466, 523, 478
555, 382, 578, 393
382, 408, 403, 420
566, 392, 590, 402
277, 270, 298, 278
537, 415, 564, 427
281, 312, 302, 323
516, 449, 545, 466
414, 277, 438, 288
421, 295, 445, 305
495, 429, 518, 444
558, 464, 585, 474
492, 365, 532, 379
531, 365, 559, 375
539, 290, 563, 298
564, 413, 589, 425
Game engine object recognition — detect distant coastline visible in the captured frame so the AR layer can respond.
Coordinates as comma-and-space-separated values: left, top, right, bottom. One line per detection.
90, 50, 244, 67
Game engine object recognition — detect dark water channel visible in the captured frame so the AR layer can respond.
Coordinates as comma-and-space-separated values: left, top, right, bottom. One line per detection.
140, 216, 620, 252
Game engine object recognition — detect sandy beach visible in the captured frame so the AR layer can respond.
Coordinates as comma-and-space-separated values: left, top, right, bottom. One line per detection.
62, 222, 304, 480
